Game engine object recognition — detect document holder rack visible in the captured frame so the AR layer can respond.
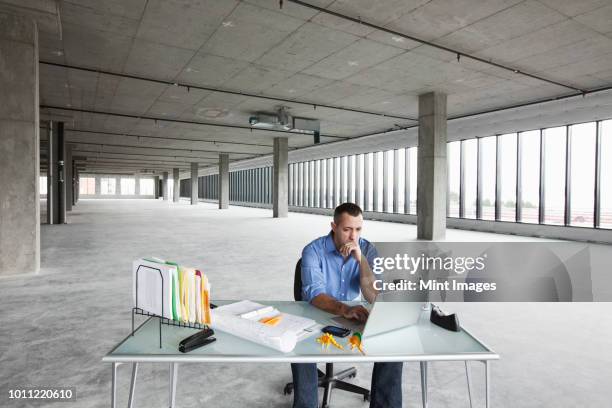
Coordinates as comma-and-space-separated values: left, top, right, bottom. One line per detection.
132, 264, 209, 348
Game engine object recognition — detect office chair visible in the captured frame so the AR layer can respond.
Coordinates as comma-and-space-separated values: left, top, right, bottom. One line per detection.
283, 259, 370, 407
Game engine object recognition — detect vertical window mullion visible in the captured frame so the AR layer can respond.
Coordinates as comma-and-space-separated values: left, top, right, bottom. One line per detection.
476, 138, 482, 220
340, 156, 346, 204
405, 148, 410, 214
516, 134, 522, 222
314, 160, 320, 208
348, 155, 354, 203
459, 141, 465, 218
364, 154, 370, 211
564, 127, 571, 226
319, 159, 325, 208
373, 152, 379, 212
355, 154, 362, 208
383, 150, 390, 212
595, 121, 602, 228
327, 158, 333, 208
539, 129, 545, 224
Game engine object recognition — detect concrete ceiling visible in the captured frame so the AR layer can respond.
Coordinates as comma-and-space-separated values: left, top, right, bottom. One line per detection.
25, 0, 612, 175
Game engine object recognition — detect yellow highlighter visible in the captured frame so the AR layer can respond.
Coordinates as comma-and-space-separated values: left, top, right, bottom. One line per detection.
259, 315, 283, 326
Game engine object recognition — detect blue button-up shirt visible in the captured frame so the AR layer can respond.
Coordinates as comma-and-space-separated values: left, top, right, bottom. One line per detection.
300, 232, 378, 302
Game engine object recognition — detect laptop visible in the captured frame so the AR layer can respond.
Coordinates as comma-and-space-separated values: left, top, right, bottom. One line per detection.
330, 300, 424, 339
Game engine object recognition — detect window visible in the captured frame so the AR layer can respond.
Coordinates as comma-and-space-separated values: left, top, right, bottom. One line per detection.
121, 178, 135, 195
341, 156, 348, 203
100, 177, 116, 195
519, 130, 540, 223
569, 122, 596, 227
356, 154, 364, 207
409, 148, 417, 214
601, 120, 612, 229
499, 133, 517, 221
375, 151, 383, 211
334, 157, 341, 207
463, 139, 477, 219
168, 178, 174, 201
396, 149, 405, 213
543, 126, 566, 225
347, 155, 355, 204
366, 153, 374, 212
479, 137, 496, 220
140, 179, 154, 195
447, 142, 460, 217
384, 150, 393, 212
79, 177, 95, 194
327, 158, 334, 208
40, 176, 47, 195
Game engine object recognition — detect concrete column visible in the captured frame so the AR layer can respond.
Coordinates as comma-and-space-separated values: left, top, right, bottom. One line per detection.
115, 176, 121, 195
154, 176, 160, 199
417, 92, 447, 240
47, 122, 59, 224
65, 144, 73, 211
95, 175, 101, 195
57, 122, 66, 223
173, 168, 180, 202
162, 171, 169, 200
218, 154, 229, 209
273, 137, 288, 217
0, 12, 39, 275
74, 166, 79, 204
190, 162, 198, 205
134, 174, 140, 195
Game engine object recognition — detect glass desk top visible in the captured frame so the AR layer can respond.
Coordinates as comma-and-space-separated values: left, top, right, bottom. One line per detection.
104, 301, 498, 363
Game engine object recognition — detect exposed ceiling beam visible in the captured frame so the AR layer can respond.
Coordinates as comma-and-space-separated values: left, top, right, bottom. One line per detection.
71, 148, 226, 162
66, 128, 279, 148
287, 0, 586, 93
40, 105, 347, 140
39, 60, 417, 121
69, 141, 259, 156
77, 157, 210, 165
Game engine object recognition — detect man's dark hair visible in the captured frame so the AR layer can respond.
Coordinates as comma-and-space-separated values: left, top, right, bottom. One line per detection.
333, 202, 363, 224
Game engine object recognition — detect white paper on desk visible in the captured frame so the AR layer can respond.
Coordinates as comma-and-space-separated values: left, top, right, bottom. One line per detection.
216, 300, 270, 316
211, 310, 297, 352
132, 259, 176, 319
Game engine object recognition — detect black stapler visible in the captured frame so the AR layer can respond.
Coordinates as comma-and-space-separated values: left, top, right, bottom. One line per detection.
178, 327, 216, 353
430, 304, 460, 332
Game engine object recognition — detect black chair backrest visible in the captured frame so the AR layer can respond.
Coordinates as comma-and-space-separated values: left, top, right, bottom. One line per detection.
293, 258, 303, 301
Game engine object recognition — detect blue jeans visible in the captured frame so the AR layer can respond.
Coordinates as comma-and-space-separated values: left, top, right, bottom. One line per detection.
291, 362, 403, 408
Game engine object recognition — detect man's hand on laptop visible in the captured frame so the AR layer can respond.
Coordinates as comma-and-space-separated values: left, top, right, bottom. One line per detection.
342, 305, 369, 322
339, 241, 362, 263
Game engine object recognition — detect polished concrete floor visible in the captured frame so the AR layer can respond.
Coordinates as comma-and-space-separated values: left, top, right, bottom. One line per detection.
1, 199, 611, 408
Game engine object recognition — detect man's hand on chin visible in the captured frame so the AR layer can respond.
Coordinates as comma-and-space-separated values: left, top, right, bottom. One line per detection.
342, 305, 369, 323
340, 241, 362, 263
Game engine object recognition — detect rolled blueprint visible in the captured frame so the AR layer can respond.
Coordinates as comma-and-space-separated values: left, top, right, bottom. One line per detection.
210, 310, 297, 353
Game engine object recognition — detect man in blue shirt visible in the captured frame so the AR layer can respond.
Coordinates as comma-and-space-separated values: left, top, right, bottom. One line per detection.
291, 203, 403, 408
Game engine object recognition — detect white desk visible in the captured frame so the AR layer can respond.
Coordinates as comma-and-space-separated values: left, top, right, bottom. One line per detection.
104, 301, 498, 407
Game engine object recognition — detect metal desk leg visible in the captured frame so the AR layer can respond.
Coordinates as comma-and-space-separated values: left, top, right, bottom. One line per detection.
420, 361, 428, 408
465, 361, 473, 408
485, 360, 490, 408
169, 363, 178, 408
128, 363, 139, 408
111, 363, 118, 408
